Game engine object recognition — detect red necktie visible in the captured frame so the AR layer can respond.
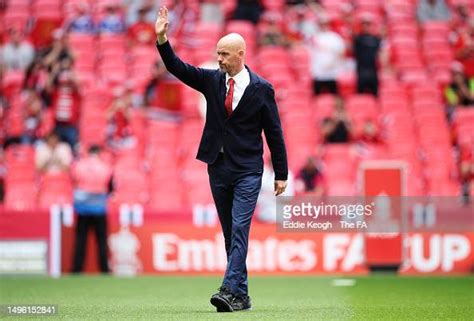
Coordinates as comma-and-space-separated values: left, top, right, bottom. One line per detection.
225, 78, 235, 117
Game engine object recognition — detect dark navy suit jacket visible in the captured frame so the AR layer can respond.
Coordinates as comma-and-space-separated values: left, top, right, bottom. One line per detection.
156, 41, 288, 180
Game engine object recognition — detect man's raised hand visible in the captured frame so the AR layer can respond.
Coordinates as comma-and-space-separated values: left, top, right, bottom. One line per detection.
155, 6, 169, 44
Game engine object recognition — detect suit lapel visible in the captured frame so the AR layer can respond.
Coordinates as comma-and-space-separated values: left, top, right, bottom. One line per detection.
218, 72, 228, 119
227, 67, 260, 120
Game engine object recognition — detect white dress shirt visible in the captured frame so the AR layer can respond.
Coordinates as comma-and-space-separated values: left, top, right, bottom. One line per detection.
225, 67, 250, 111
220, 67, 251, 152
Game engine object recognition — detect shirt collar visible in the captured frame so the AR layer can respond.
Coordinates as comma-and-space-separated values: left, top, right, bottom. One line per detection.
226, 67, 249, 86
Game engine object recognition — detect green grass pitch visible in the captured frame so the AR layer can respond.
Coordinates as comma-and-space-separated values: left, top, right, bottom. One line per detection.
1, 275, 473, 320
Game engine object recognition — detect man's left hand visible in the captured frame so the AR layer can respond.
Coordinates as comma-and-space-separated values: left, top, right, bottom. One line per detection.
274, 180, 287, 196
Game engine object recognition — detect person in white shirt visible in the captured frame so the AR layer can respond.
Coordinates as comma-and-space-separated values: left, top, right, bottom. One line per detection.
309, 15, 346, 95
417, 0, 451, 23
1, 28, 35, 71
35, 131, 73, 174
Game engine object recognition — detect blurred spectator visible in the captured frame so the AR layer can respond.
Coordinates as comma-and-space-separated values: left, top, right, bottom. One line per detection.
23, 58, 47, 91
1, 28, 35, 71
257, 158, 295, 222
41, 29, 74, 72
452, 18, 474, 78
417, 0, 450, 23
125, 0, 157, 25
143, 61, 169, 106
296, 156, 324, 195
23, 91, 43, 144
72, 145, 113, 274
0, 65, 5, 145
46, 58, 81, 150
445, 62, 474, 107
232, 0, 264, 25
106, 86, 136, 150
128, 6, 155, 46
285, 5, 318, 43
451, 4, 471, 30
23, 58, 51, 106
0, 149, 4, 202
35, 131, 73, 174
68, 2, 96, 34
258, 12, 288, 48
358, 118, 382, 145
200, 0, 224, 25
321, 97, 352, 143
21, 90, 44, 145
309, 15, 346, 95
4, 90, 45, 148
353, 15, 381, 96
459, 142, 473, 203
99, 3, 126, 34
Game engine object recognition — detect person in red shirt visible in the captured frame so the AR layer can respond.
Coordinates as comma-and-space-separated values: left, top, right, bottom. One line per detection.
358, 118, 382, 145
71, 145, 113, 273
46, 58, 81, 150
128, 6, 155, 46
452, 18, 474, 78
106, 85, 135, 150
460, 142, 473, 203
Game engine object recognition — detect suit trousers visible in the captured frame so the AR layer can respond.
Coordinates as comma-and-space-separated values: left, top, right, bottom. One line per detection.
208, 153, 262, 296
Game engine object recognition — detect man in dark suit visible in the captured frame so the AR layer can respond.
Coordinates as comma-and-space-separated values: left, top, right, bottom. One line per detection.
155, 6, 288, 312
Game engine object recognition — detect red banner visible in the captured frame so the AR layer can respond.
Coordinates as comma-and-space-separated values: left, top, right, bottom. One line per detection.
59, 214, 474, 275
0, 209, 472, 275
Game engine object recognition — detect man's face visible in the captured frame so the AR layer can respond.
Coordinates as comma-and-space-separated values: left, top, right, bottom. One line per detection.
216, 43, 242, 75
361, 20, 371, 33
47, 135, 59, 147
9, 29, 21, 45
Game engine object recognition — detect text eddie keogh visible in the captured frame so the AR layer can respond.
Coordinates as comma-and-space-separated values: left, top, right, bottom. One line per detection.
281, 202, 376, 231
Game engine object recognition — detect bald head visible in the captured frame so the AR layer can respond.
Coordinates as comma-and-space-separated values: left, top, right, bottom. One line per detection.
216, 33, 246, 76
217, 33, 246, 52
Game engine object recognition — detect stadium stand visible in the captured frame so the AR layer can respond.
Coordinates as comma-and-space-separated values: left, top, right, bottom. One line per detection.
0, 0, 473, 213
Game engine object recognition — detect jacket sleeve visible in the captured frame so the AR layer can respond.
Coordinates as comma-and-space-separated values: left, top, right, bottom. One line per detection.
262, 84, 288, 181
156, 40, 210, 93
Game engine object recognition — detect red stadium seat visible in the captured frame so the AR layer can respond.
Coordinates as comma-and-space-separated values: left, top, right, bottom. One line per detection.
326, 180, 355, 196
390, 24, 418, 38
262, 0, 285, 11
411, 84, 442, 102
5, 184, 38, 211
4, 10, 31, 29
38, 173, 73, 209
113, 168, 148, 204
69, 34, 96, 49
99, 34, 126, 50
422, 22, 450, 38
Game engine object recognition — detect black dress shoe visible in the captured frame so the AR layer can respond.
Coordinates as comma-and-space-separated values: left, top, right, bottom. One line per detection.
232, 295, 252, 311
210, 286, 234, 312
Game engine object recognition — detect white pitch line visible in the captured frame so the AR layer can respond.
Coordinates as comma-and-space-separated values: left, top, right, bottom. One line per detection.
332, 279, 356, 287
